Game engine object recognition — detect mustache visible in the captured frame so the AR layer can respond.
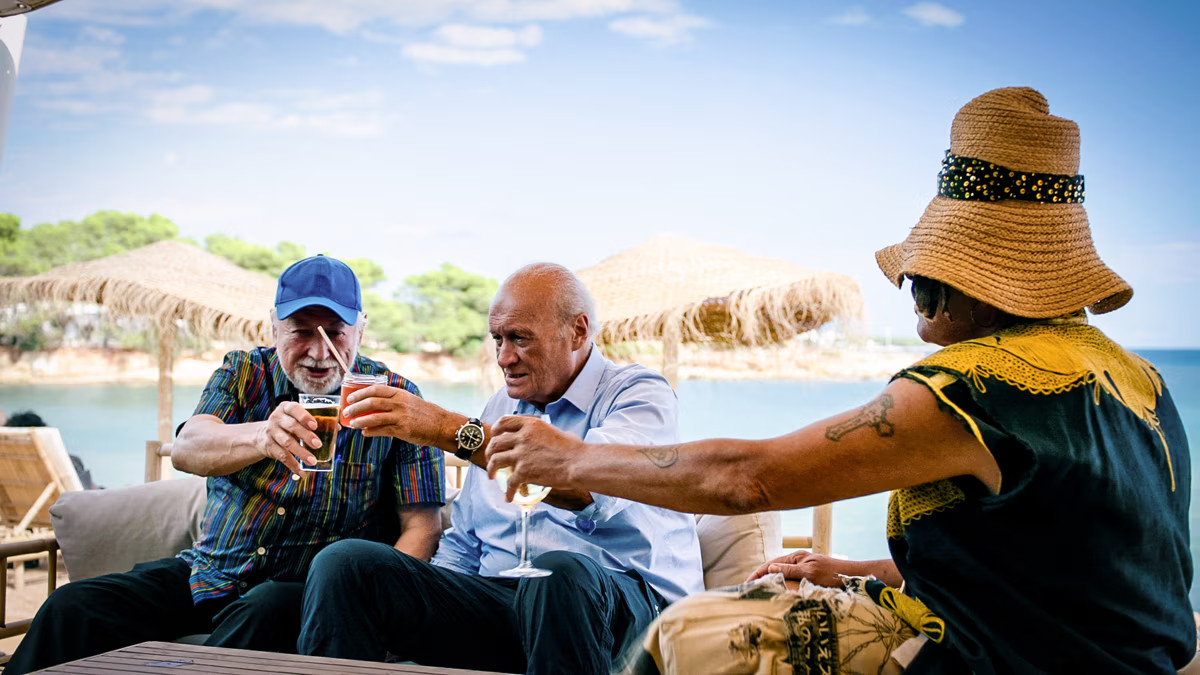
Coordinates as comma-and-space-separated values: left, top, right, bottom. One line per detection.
297, 358, 342, 371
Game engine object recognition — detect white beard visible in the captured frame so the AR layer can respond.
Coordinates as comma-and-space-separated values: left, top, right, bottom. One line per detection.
287, 355, 353, 395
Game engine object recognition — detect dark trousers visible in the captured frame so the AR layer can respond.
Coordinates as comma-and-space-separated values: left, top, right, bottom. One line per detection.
298, 540, 666, 675
5, 557, 303, 675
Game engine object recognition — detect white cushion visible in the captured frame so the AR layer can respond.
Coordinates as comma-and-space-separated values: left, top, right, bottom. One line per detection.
50, 477, 208, 581
50, 477, 779, 592
695, 512, 783, 589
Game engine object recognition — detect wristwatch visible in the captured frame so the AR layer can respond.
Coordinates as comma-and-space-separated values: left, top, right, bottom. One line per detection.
454, 418, 486, 461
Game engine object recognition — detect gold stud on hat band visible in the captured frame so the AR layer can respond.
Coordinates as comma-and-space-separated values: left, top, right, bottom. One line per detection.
875, 86, 1132, 317
937, 151, 1085, 204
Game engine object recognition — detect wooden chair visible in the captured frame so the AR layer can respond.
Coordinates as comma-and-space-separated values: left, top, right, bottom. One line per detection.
0, 536, 59, 645
782, 503, 833, 555
0, 428, 83, 537
0, 427, 78, 663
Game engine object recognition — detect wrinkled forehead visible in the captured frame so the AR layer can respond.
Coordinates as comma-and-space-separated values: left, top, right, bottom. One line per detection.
489, 290, 556, 331
280, 306, 350, 330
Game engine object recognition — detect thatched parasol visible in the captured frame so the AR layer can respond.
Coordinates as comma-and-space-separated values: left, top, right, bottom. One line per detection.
0, 240, 276, 443
577, 234, 865, 385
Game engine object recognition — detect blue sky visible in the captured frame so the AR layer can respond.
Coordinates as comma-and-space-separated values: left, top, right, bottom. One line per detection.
1, 0, 1196, 347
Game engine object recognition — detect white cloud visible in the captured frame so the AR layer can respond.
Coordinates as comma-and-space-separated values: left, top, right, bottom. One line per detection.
144, 85, 386, 137
20, 28, 388, 137
902, 3, 964, 28
44, 0, 682, 33
403, 22, 543, 66
609, 13, 709, 46
402, 43, 527, 66
80, 25, 125, 45
20, 44, 123, 76
829, 7, 871, 26
35, 98, 127, 115
434, 24, 543, 49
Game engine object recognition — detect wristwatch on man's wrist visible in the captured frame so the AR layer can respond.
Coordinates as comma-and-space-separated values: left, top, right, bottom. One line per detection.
454, 418, 486, 461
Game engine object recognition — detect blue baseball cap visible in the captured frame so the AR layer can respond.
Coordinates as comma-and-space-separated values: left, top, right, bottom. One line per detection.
275, 255, 362, 326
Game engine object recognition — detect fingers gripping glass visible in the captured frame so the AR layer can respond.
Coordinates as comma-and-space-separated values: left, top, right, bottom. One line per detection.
298, 394, 340, 472
496, 414, 552, 578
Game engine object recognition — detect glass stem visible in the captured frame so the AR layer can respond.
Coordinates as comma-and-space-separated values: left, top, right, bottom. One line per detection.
519, 506, 532, 567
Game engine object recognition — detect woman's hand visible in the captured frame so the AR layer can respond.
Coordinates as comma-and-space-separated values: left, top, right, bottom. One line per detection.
746, 550, 848, 588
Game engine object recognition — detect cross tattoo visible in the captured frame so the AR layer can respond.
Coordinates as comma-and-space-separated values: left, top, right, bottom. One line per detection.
825, 394, 896, 441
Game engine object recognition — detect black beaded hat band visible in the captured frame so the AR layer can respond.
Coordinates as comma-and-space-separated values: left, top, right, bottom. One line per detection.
878, 87, 1131, 318
937, 150, 1085, 204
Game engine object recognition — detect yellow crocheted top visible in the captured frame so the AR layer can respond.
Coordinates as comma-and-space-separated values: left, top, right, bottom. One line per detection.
888, 317, 1171, 540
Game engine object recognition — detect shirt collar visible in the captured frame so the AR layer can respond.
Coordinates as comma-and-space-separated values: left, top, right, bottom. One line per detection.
516, 344, 605, 416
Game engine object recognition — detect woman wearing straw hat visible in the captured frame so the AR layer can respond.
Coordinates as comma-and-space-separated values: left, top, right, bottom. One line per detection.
487, 87, 1194, 674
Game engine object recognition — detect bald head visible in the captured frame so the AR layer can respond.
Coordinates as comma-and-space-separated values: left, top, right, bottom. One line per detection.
488, 263, 597, 405
494, 263, 598, 339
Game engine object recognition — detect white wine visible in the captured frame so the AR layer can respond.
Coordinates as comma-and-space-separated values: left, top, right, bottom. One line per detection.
495, 468, 551, 508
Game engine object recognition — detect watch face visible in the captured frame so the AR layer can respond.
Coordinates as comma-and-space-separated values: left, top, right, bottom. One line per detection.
459, 423, 485, 450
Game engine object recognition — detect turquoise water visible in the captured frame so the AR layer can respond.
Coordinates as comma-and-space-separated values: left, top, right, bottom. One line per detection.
2, 349, 1197, 605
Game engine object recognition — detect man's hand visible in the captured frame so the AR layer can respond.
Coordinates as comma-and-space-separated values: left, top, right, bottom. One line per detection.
746, 550, 847, 588
253, 401, 322, 475
343, 385, 447, 447
488, 415, 587, 503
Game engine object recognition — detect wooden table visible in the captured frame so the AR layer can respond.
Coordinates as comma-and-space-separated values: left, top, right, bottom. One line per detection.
33, 641, 514, 674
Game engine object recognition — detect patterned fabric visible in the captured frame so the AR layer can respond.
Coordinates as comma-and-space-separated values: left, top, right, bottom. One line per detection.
887, 319, 1193, 674
179, 348, 445, 603
620, 575, 917, 675
937, 150, 1085, 203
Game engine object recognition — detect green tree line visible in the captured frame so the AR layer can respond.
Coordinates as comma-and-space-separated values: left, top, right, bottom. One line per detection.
0, 211, 496, 357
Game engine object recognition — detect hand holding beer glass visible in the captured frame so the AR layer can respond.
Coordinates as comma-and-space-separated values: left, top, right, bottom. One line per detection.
298, 394, 340, 472
496, 414, 553, 578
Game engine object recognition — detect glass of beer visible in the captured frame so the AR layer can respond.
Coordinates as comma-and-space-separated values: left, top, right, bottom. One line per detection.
339, 373, 388, 425
497, 413, 553, 578
299, 393, 340, 472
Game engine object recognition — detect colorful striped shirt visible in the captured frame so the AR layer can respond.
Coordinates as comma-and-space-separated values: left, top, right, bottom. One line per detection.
178, 348, 445, 604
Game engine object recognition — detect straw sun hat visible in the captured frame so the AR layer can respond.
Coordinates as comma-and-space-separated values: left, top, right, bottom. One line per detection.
876, 86, 1132, 317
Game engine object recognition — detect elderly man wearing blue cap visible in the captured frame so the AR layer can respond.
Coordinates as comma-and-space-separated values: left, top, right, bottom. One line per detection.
6, 255, 446, 674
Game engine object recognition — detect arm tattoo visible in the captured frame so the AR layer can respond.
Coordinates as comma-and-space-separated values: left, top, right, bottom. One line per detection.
639, 445, 679, 468
825, 394, 896, 441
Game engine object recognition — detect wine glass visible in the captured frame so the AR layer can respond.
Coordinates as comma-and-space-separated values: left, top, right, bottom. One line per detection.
497, 413, 553, 578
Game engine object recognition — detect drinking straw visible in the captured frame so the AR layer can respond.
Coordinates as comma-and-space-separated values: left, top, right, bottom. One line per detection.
316, 325, 352, 374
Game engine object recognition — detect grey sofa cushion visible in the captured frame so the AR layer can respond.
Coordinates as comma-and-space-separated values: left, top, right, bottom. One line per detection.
50, 477, 207, 581
695, 512, 782, 589
49, 478, 778, 591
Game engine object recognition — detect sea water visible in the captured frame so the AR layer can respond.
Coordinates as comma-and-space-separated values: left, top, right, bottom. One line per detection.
2, 349, 1197, 605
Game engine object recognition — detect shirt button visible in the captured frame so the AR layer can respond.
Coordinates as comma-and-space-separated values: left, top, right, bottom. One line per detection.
257, 547, 266, 555
238, 581, 248, 588
291, 473, 300, 481
576, 517, 596, 534
276, 507, 286, 516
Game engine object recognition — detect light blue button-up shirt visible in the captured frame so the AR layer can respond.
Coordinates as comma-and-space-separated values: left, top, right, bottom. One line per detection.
431, 346, 704, 603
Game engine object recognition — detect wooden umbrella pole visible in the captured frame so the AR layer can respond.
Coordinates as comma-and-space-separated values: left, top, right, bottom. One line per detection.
157, 321, 176, 446
662, 322, 681, 389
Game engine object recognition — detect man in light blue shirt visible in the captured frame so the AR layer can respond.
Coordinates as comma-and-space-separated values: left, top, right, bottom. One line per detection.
298, 263, 703, 675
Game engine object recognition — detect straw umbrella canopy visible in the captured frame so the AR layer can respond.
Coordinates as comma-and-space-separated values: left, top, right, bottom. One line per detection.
577, 234, 865, 385
0, 240, 276, 443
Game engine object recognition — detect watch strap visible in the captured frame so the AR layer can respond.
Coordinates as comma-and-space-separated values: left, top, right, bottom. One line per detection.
454, 417, 485, 461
